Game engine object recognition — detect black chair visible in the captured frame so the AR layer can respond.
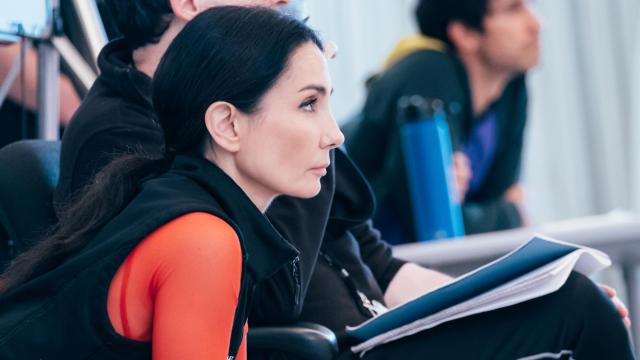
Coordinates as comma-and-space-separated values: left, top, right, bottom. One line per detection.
0, 139, 338, 359
249, 322, 338, 359
0, 140, 60, 258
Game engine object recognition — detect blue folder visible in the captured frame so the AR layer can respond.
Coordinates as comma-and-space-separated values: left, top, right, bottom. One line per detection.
347, 236, 578, 341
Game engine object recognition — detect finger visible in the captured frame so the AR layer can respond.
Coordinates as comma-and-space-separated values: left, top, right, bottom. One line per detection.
607, 293, 630, 320
600, 285, 616, 297
614, 298, 629, 318
453, 152, 470, 166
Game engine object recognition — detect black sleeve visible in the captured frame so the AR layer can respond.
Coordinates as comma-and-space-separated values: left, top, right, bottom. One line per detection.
349, 220, 406, 293
332, 149, 406, 293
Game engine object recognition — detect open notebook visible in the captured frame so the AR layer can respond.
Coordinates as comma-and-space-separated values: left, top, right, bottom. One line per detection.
347, 235, 611, 355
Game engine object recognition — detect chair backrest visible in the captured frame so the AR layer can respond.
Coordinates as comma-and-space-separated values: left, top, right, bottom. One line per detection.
0, 140, 61, 256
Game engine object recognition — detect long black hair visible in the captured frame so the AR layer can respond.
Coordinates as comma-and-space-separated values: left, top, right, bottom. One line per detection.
0, 6, 323, 292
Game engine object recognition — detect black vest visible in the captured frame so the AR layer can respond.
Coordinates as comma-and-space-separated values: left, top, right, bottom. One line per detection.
0, 155, 299, 359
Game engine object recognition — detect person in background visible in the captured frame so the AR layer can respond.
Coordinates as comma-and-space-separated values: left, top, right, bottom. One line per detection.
0, 0, 114, 147
348, 0, 538, 243
0, 42, 81, 147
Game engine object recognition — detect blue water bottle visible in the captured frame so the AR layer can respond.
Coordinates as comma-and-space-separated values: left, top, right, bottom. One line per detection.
397, 95, 465, 241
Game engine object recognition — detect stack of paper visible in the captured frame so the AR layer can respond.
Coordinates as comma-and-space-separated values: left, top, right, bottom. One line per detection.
347, 235, 611, 355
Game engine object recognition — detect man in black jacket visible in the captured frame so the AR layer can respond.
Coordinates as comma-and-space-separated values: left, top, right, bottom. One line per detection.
348, 0, 540, 243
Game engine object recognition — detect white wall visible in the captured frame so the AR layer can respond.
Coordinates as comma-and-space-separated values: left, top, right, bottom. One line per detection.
306, 0, 418, 122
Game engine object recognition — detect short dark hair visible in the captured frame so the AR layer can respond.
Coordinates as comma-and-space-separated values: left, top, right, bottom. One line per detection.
102, 0, 173, 49
415, 0, 489, 47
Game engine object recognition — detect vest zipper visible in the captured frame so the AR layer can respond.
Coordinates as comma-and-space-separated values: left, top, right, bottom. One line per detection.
291, 256, 301, 305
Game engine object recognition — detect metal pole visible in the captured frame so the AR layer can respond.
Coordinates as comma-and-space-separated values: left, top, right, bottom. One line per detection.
71, 0, 108, 69
52, 36, 97, 93
35, 0, 61, 140
36, 41, 60, 140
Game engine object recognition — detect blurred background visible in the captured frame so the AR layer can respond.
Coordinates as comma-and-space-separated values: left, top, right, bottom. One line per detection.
307, 0, 640, 225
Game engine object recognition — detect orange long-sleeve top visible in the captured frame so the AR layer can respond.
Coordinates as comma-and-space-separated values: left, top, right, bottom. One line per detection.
107, 212, 247, 359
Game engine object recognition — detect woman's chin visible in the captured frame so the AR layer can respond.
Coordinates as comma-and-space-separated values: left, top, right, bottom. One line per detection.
286, 182, 322, 199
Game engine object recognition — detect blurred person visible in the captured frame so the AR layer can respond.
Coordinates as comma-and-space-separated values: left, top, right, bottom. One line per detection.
0, 42, 81, 147
0, 7, 341, 359
0, 0, 99, 265
347, 0, 539, 243
0, 0, 117, 147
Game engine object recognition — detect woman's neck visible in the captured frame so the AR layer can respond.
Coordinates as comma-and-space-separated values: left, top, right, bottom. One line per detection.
204, 152, 275, 213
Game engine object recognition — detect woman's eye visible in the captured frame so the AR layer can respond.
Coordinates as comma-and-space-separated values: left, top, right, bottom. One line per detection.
300, 98, 318, 112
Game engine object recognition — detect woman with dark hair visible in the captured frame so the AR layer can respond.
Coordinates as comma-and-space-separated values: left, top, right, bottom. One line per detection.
0, 6, 342, 359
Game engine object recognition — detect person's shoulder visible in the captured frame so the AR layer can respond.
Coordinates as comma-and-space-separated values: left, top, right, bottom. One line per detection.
368, 49, 465, 100
162, 212, 237, 238
384, 49, 461, 82
132, 212, 243, 307
144, 212, 241, 266
70, 76, 152, 130
400, 48, 458, 67
68, 38, 154, 136
61, 77, 159, 152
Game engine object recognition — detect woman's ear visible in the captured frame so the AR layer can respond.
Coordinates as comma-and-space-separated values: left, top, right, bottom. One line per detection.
204, 101, 242, 153
168, 0, 200, 21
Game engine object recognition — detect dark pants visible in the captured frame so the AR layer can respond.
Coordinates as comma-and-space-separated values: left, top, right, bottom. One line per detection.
342, 272, 634, 360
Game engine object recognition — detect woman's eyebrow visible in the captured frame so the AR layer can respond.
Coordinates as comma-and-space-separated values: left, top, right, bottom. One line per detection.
298, 85, 334, 95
